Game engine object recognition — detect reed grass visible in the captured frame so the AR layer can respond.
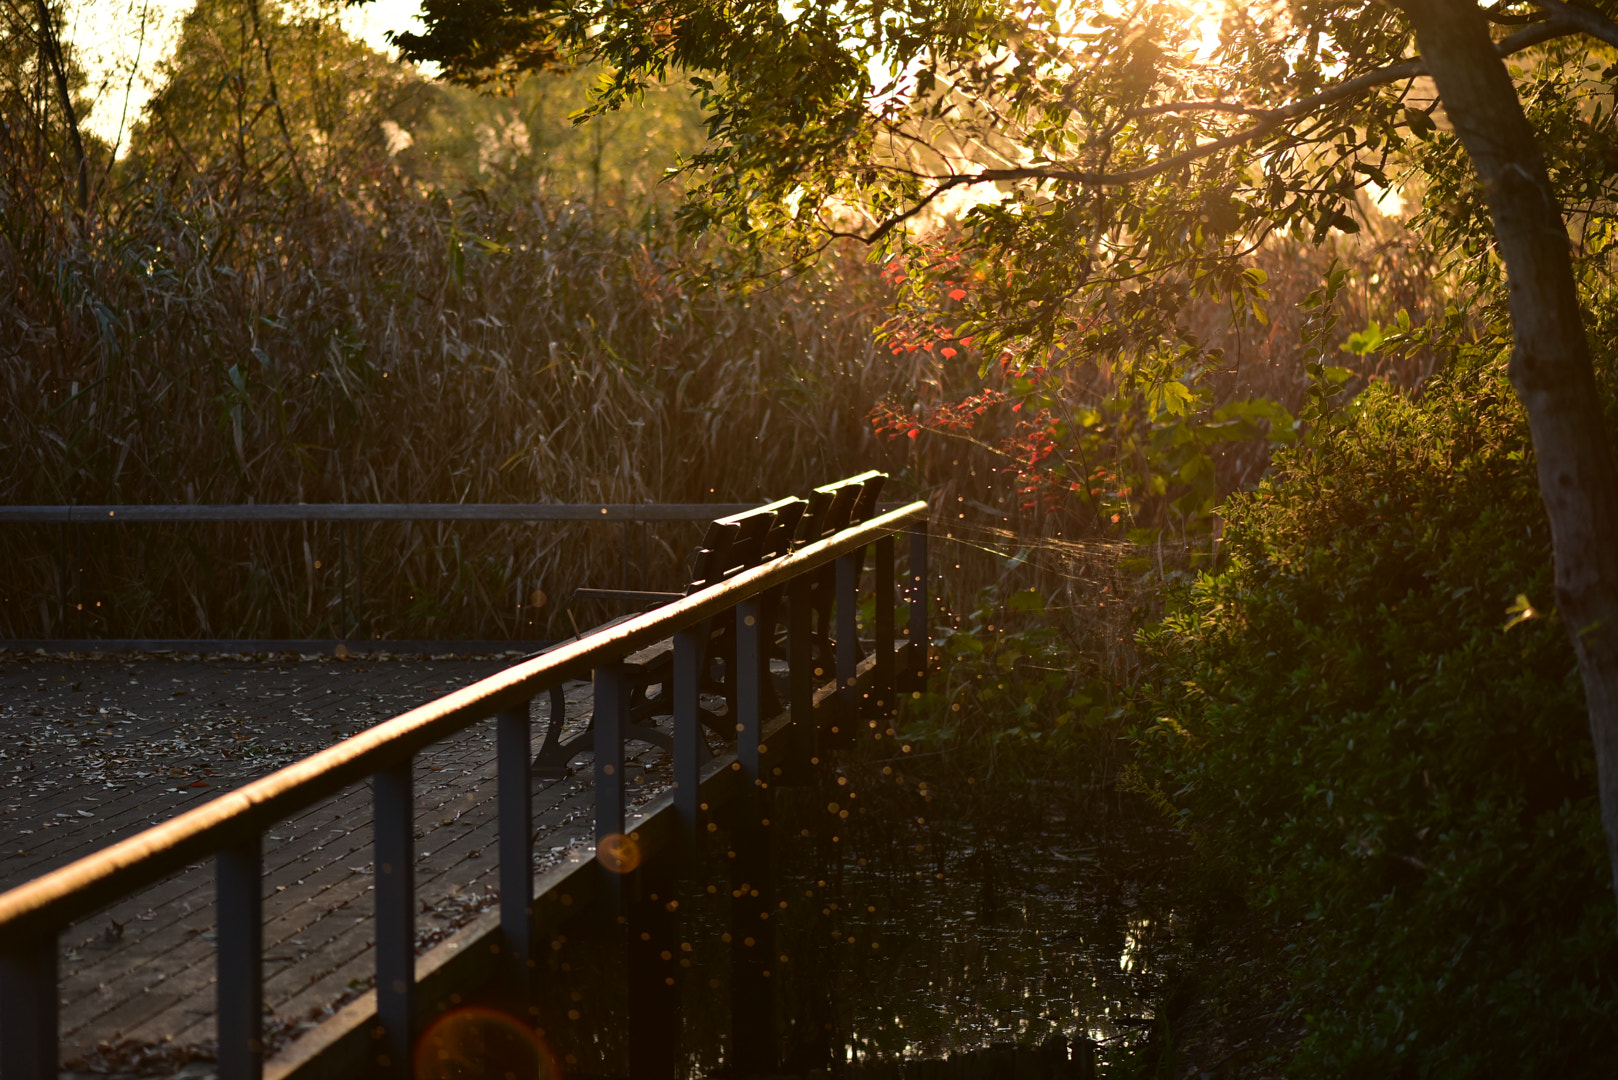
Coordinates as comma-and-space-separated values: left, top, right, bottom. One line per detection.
0, 133, 912, 640
1, 94, 1452, 648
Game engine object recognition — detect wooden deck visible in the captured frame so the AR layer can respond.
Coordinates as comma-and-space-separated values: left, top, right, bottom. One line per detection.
0, 650, 673, 1076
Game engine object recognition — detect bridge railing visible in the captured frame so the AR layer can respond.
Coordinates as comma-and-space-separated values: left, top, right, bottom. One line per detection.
0, 500, 930, 1080
0, 502, 752, 646
0, 501, 909, 647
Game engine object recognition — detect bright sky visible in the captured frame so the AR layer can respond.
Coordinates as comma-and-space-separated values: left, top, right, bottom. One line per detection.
69, 0, 1410, 215
68, 0, 428, 151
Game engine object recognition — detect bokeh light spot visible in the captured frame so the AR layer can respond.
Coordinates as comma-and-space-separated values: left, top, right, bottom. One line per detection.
413, 1006, 555, 1080
596, 832, 642, 874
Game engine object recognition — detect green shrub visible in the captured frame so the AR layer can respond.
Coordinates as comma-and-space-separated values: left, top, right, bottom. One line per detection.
1136, 354, 1618, 1076
903, 582, 1104, 777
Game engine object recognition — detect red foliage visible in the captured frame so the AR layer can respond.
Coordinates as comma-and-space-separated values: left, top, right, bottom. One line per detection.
870, 358, 1111, 516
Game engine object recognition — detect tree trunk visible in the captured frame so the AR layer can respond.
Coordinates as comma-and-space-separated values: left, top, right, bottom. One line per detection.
1398, 0, 1618, 912
33, 0, 87, 212
246, 0, 307, 190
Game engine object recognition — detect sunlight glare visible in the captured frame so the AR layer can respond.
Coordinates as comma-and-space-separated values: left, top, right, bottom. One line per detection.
67, 0, 428, 152
1366, 180, 1407, 217
1082, 0, 1224, 61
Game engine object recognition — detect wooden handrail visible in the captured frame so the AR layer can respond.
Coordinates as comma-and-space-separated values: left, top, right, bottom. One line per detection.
0, 503, 763, 524
0, 501, 929, 946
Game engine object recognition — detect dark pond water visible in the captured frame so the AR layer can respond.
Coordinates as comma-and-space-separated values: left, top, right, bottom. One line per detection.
498, 746, 1188, 1079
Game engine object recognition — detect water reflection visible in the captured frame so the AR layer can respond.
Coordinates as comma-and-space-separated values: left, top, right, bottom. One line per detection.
526, 754, 1185, 1076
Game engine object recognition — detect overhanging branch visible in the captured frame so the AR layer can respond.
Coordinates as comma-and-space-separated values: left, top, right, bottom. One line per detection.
832, 15, 1583, 243
1530, 0, 1618, 48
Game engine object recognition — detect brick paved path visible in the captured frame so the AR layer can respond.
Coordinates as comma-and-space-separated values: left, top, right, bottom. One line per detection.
0, 649, 674, 1077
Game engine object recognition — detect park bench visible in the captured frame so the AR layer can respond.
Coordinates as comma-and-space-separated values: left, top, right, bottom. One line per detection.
529, 471, 887, 776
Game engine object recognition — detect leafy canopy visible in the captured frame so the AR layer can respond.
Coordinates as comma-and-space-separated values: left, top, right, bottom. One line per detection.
392, 1, 1618, 367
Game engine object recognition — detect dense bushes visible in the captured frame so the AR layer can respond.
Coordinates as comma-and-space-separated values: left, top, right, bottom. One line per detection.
1136, 354, 1618, 1076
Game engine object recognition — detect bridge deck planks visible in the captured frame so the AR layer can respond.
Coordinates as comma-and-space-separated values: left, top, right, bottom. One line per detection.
0, 651, 671, 1069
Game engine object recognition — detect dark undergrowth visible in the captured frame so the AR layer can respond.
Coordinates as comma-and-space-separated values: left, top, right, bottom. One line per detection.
1131, 347, 1618, 1077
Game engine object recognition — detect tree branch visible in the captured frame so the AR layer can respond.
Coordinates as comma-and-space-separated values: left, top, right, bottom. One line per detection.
34, 0, 88, 213
825, 175, 978, 245
1483, 1, 1552, 24
1530, 0, 1618, 48
832, 14, 1586, 243
1123, 17, 1573, 127
1126, 101, 1285, 120
247, 0, 307, 192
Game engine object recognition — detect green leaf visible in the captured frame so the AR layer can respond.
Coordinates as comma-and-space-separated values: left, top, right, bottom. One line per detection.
1502, 593, 1536, 631
1007, 589, 1046, 614
1405, 106, 1437, 137
949, 631, 986, 655
1345, 320, 1385, 355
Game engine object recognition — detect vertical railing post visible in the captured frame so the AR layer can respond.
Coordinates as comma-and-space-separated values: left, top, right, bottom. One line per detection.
339, 524, 350, 641
787, 576, 813, 764
673, 627, 704, 849
373, 760, 415, 1077
217, 836, 264, 1080
55, 522, 67, 636
356, 522, 367, 640
737, 598, 764, 784
907, 521, 929, 691
594, 660, 627, 850
0, 935, 58, 1080
497, 699, 534, 991
600, 646, 677, 1080
627, 878, 680, 1080
74, 522, 83, 638
873, 534, 895, 716
835, 552, 859, 715
730, 596, 775, 1074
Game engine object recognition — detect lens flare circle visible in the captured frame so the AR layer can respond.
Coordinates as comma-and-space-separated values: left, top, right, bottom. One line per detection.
413, 1005, 557, 1080
596, 832, 642, 874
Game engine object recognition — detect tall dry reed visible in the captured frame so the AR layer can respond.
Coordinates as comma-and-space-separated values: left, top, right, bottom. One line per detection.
1, 102, 1454, 647
0, 136, 913, 640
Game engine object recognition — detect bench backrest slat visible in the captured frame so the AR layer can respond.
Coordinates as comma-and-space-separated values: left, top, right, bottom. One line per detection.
679, 476, 888, 597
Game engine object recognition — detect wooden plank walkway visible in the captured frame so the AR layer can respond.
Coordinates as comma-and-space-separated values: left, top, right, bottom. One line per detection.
0, 649, 675, 1076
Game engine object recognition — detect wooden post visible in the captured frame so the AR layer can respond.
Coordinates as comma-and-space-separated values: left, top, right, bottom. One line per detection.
673, 627, 704, 850
373, 761, 415, 1077
737, 599, 764, 784
497, 700, 534, 991
594, 660, 627, 849
906, 522, 929, 691
0, 935, 58, 1080
873, 534, 895, 715
788, 576, 814, 766
217, 837, 264, 1080
627, 865, 680, 1080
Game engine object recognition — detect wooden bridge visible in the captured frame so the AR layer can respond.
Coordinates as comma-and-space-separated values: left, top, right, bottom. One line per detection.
0, 479, 931, 1080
